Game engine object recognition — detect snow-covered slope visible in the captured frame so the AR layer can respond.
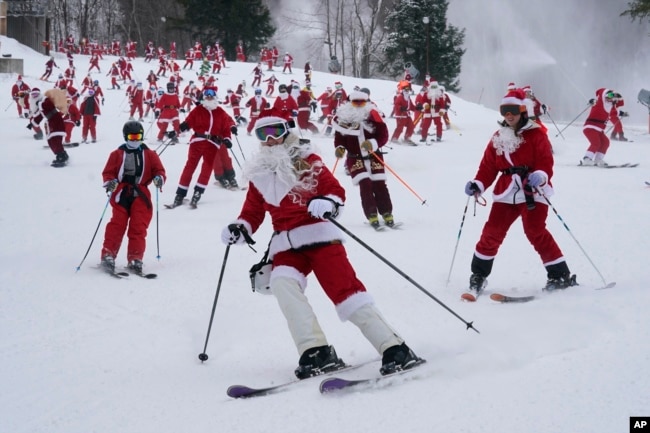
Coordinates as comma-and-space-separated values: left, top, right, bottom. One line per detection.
1, 35, 649, 433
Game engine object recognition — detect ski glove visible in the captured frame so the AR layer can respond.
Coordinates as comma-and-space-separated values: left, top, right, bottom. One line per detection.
166, 130, 177, 139
105, 179, 119, 193
527, 172, 545, 188
153, 175, 164, 188
221, 224, 246, 245
26, 123, 33, 130
541, 104, 547, 114
464, 181, 480, 196
230, 125, 238, 135
75, 120, 80, 127
307, 197, 340, 219
588, 98, 595, 106
360, 140, 373, 152
223, 138, 233, 149
334, 146, 346, 159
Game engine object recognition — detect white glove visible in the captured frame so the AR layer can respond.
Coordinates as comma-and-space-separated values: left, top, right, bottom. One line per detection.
221, 224, 246, 245
307, 198, 338, 219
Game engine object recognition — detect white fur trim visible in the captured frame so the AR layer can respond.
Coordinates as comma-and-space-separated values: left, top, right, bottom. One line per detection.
270, 265, 308, 290
335, 291, 375, 321
269, 220, 345, 258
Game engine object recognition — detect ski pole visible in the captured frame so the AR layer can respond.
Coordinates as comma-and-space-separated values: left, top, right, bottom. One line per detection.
75, 194, 112, 272
545, 110, 564, 140
155, 186, 161, 260
555, 104, 590, 137
369, 151, 428, 205
534, 188, 615, 289
229, 147, 242, 169
445, 195, 471, 287
198, 245, 231, 362
4, 100, 14, 111
325, 215, 479, 333
331, 156, 341, 174
144, 117, 155, 139
233, 134, 246, 162
157, 137, 174, 156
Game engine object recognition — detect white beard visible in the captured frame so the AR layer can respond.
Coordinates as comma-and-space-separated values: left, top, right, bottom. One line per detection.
335, 102, 374, 133
492, 126, 523, 156
201, 98, 219, 111
242, 138, 320, 206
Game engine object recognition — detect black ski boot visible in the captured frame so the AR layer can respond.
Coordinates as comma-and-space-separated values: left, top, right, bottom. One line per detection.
101, 255, 116, 273
172, 194, 184, 207
380, 343, 423, 376
544, 273, 577, 291
127, 259, 143, 274
190, 190, 202, 207
51, 151, 69, 167
294, 345, 346, 379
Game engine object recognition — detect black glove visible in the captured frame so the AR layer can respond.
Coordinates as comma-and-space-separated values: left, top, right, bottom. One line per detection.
166, 130, 177, 139
75, 120, 80, 126
26, 123, 33, 130
154, 111, 160, 119
105, 179, 119, 193
416, 104, 423, 111
102, 98, 105, 105
179, 121, 189, 132
153, 175, 164, 188
223, 138, 233, 149
230, 125, 238, 135
541, 104, 547, 114
179, 108, 186, 113
464, 181, 480, 196
619, 110, 629, 117
588, 98, 595, 105
93, 115, 97, 121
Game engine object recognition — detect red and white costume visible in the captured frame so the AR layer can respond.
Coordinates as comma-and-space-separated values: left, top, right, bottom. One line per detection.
582, 88, 615, 163
245, 95, 269, 134
154, 90, 181, 140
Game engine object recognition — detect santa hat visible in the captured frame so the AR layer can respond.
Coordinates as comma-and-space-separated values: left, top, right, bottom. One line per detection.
31, 87, 41, 93
256, 108, 293, 126
522, 85, 532, 93
17, 75, 22, 81
334, 81, 343, 87
348, 90, 369, 102
501, 89, 527, 112
507, 82, 516, 90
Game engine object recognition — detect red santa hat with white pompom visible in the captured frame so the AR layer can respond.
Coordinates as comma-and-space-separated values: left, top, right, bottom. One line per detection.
507, 82, 516, 90
501, 89, 527, 113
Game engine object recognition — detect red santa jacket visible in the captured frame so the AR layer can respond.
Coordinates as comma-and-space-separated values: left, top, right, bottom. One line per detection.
245, 96, 268, 117
272, 94, 298, 119
183, 105, 235, 146
64, 103, 81, 125
155, 92, 181, 120
471, 122, 554, 205
102, 144, 166, 207
583, 88, 614, 132
232, 144, 345, 257
393, 93, 415, 118
80, 94, 101, 116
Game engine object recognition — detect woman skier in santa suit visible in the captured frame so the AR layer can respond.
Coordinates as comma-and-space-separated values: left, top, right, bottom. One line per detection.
581, 88, 617, 166
462, 89, 576, 301
221, 110, 422, 378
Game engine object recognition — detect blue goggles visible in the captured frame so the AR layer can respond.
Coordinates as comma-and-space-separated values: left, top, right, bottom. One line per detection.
203, 89, 217, 98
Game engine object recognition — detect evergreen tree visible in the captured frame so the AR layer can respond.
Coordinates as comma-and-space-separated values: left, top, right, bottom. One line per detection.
381, 0, 464, 91
174, 0, 275, 60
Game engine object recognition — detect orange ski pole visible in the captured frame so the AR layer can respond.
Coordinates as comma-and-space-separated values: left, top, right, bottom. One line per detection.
370, 151, 427, 205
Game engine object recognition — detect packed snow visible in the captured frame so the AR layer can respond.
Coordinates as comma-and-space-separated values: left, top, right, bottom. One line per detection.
1, 35, 649, 433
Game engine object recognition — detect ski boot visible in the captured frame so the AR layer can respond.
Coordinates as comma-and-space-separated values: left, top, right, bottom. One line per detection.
294, 345, 346, 380
379, 343, 422, 376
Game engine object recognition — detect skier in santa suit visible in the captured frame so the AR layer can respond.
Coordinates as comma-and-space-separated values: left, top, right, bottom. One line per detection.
223, 89, 246, 125
316, 87, 333, 123
414, 87, 433, 143
296, 88, 319, 133
251, 63, 264, 88
333, 90, 395, 228
609, 93, 628, 141
128, 82, 145, 121
79, 88, 101, 143
154, 82, 181, 142
463, 89, 576, 300
391, 83, 416, 144
29, 88, 69, 166
220, 110, 422, 378
168, 86, 236, 208
522, 85, 547, 134
11, 75, 31, 118
581, 88, 617, 166
63, 97, 81, 144
245, 88, 269, 135
272, 84, 298, 120
430, 86, 446, 142
100, 120, 166, 275
282, 52, 293, 73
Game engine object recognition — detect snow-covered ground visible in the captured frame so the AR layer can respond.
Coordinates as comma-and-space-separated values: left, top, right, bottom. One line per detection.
1, 36, 649, 433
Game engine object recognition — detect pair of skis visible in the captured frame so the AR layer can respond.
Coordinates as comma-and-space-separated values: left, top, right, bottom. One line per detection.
461, 282, 616, 303
227, 358, 425, 399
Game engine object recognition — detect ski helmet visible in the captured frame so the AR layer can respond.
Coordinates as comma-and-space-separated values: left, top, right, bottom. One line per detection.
123, 120, 144, 141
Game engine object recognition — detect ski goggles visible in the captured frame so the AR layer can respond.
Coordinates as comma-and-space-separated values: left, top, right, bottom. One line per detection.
203, 88, 217, 98
500, 104, 522, 116
30, 90, 41, 98
350, 99, 367, 107
255, 123, 288, 142
126, 133, 143, 141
